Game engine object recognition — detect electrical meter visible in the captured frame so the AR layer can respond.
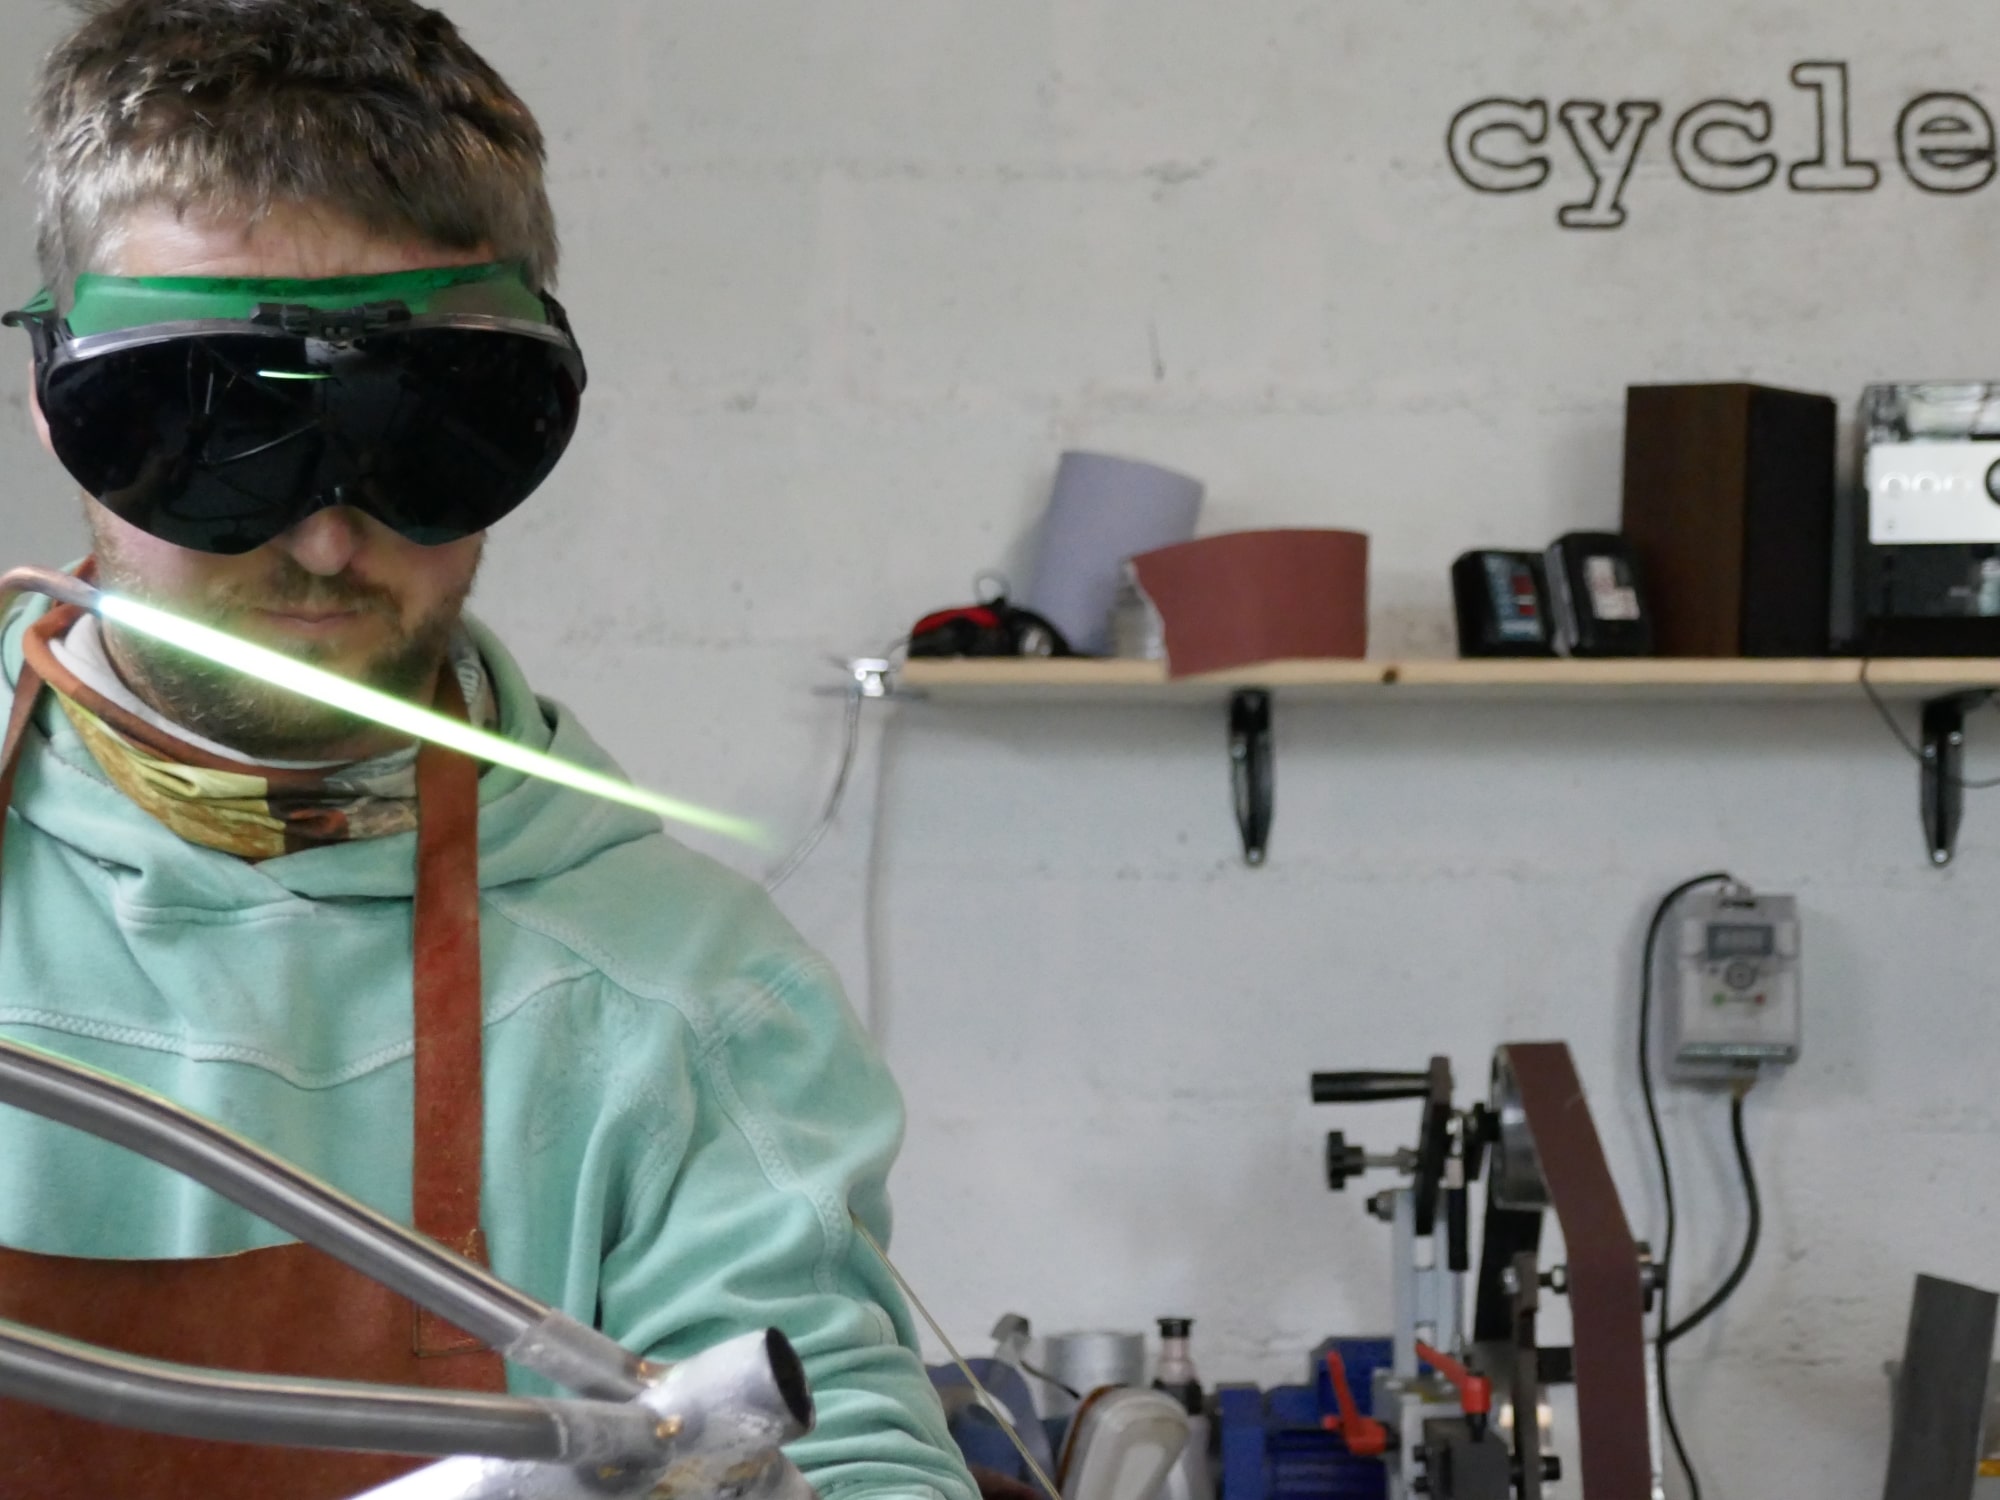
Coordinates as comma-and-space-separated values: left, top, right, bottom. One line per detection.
1660, 887, 1801, 1083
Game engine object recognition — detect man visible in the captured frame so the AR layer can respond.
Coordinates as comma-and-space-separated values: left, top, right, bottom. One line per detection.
0, 3, 977, 1498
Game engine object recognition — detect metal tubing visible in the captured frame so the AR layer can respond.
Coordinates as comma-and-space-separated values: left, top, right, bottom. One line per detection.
0, 1034, 644, 1400
639, 1328, 815, 1455
0, 565, 101, 615
0, 1320, 666, 1464
347, 1332, 818, 1500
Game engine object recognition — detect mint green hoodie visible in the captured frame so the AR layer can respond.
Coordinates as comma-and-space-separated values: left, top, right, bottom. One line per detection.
0, 591, 973, 1500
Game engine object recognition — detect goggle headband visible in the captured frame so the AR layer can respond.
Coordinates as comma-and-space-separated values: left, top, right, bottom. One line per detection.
12, 261, 554, 340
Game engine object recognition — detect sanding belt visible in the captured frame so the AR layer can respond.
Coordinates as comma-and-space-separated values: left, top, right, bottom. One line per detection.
1501, 1042, 1652, 1498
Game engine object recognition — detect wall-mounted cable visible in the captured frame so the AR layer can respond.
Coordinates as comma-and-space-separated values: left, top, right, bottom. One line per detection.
1663, 1080, 1761, 1347
764, 679, 866, 892
1638, 870, 1732, 1500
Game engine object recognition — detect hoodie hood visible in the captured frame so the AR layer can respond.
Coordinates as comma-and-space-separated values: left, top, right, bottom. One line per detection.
1, 589, 665, 911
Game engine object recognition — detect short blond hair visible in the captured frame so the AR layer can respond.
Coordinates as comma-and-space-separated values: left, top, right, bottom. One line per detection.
29, 0, 558, 302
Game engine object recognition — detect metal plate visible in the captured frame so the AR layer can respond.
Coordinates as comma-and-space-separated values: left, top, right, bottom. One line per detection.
1488, 1052, 1549, 1211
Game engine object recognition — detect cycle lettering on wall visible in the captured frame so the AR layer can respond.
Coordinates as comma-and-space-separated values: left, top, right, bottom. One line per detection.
1447, 61, 1996, 228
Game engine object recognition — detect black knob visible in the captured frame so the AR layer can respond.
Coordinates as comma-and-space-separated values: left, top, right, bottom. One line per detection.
1325, 1131, 1368, 1191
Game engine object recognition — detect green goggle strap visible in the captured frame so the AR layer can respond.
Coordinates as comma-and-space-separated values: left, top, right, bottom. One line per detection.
10, 261, 549, 339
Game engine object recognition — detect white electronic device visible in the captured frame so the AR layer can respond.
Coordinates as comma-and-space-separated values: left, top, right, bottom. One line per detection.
1835, 382, 2000, 654
1660, 887, 1802, 1083
1865, 441, 2000, 545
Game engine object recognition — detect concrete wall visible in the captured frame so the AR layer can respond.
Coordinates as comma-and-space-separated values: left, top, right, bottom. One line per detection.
6, 4, 2000, 1496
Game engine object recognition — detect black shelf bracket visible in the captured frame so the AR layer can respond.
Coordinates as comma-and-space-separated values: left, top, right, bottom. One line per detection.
1230, 689, 1274, 866
1921, 690, 1994, 867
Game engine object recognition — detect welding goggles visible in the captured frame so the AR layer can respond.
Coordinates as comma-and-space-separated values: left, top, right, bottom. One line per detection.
3, 262, 586, 555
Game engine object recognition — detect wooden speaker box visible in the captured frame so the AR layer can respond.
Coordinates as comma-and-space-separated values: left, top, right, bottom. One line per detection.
1620, 382, 1837, 657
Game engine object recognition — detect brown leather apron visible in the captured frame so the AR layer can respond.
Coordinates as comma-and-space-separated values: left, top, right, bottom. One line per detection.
0, 598, 506, 1498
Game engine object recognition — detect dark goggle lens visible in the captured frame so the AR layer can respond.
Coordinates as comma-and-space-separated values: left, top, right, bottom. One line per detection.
37, 326, 582, 554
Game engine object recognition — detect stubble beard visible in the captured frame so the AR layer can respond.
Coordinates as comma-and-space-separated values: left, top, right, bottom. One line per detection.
91, 533, 477, 762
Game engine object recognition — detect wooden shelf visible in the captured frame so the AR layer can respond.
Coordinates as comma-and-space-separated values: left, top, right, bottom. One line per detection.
887, 655, 2000, 865
896, 655, 2000, 704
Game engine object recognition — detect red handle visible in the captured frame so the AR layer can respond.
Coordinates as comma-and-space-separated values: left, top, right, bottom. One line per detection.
1319, 1349, 1389, 1458
1415, 1340, 1491, 1420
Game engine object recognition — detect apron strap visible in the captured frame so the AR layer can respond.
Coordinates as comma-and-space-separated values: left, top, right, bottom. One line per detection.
410, 678, 490, 1356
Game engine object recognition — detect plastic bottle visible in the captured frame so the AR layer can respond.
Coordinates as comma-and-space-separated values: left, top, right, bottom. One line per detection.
1154, 1318, 1212, 1500
1153, 1318, 1203, 1414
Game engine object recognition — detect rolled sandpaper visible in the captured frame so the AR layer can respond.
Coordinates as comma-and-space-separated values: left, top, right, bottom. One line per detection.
1020, 452, 1205, 656
1126, 529, 1369, 678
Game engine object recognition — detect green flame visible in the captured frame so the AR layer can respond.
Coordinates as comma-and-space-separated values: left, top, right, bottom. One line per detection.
97, 593, 767, 847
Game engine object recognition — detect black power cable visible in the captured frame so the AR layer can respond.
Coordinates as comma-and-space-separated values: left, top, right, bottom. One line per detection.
1638, 871, 1731, 1500
1664, 1085, 1761, 1346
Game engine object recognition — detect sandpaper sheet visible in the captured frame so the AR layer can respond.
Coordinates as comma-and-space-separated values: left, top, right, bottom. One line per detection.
1503, 1042, 1652, 1498
1128, 529, 1368, 678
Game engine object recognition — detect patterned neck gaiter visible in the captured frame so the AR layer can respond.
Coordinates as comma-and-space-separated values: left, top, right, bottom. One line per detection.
20, 605, 492, 862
